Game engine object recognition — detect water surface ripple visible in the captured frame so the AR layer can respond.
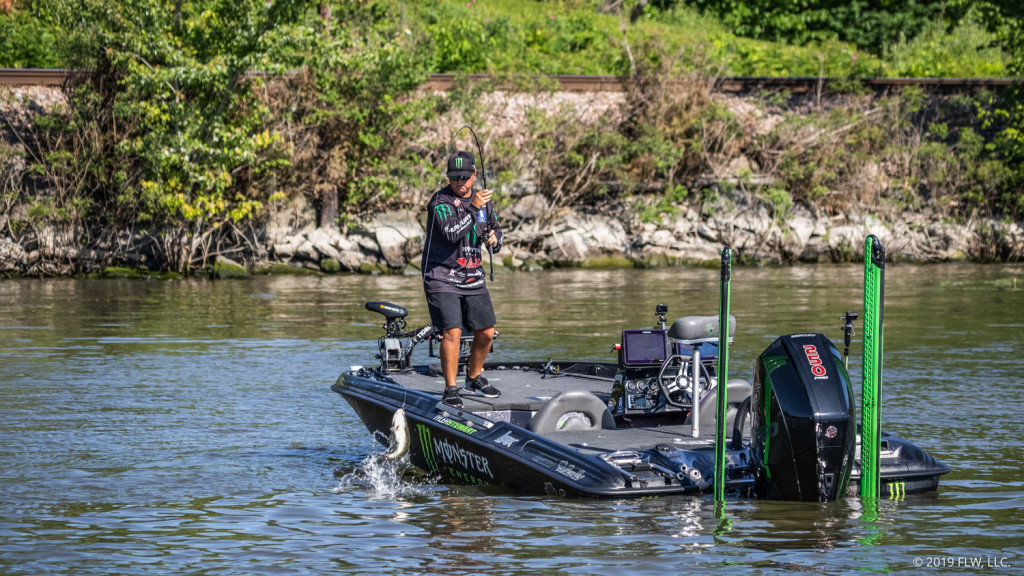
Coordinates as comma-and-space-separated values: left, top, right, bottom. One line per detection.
1, 264, 1021, 575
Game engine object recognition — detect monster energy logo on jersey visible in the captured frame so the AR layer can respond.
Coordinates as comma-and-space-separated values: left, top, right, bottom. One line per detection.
434, 204, 453, 220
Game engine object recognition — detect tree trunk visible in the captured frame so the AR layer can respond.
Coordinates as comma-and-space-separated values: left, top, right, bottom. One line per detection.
317, 188, 338, 229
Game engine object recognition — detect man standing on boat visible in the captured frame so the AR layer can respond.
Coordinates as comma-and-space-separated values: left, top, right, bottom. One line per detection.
422, 151, 504, 408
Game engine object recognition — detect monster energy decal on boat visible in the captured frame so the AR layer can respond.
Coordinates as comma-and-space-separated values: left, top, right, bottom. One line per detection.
416, 424, 439, 471
433, 414, 478, 434
415, 423, 494, 483
886, 480, 906, 500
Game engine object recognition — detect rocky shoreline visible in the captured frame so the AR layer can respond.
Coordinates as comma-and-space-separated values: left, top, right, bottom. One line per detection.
3, 83, 1023, 278
266, 194, 1023, 275
3, 187, 1021, 278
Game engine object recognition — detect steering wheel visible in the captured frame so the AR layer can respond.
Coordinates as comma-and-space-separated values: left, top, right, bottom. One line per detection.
655, 354, 692, 409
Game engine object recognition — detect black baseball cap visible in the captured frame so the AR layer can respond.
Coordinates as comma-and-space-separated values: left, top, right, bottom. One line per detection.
447, 151, 476, 180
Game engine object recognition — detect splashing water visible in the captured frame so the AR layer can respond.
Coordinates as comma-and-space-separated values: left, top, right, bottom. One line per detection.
333, 453, 436, 500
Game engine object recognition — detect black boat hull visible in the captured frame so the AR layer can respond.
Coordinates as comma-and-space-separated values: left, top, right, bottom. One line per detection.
334, 362, 948, 499
335, 369, 721, 497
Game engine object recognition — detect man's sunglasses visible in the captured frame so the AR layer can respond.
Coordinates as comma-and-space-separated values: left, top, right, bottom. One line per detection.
449, 174, 473, 181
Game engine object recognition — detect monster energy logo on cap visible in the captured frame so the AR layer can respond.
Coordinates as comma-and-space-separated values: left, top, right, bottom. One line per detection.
447, 151, 475, 179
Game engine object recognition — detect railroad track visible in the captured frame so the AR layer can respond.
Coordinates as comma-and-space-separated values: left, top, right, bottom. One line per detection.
1, 68, 1015, 94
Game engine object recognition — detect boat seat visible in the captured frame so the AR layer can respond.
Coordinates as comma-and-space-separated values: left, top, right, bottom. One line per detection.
526, 391, 616, 433
365, 301, 408, 321
683, 379, 752, 433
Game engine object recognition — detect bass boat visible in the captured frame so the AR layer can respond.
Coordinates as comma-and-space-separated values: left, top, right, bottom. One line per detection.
332, 299, 949, 500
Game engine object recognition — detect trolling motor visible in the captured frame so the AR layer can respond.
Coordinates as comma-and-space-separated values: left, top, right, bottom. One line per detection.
840, 311, 858, 368
364, 301, 433, 373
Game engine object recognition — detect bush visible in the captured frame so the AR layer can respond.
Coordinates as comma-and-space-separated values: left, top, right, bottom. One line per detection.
688, 0, 945, 56
885, 11, 1010, 77
0, 10, 60, 68
24, 0, 314, 272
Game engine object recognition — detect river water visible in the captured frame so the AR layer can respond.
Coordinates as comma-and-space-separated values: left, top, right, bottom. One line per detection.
1, 264, 1021, 575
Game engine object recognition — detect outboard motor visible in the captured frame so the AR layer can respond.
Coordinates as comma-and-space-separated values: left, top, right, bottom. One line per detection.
752, 333, 856, 501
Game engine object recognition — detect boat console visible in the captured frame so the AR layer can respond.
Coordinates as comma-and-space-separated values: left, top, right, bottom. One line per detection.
609, 304, 747, 437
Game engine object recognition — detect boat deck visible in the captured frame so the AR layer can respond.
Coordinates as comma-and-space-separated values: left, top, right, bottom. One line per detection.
384, 363, 720, 455
386, 362, 611, 411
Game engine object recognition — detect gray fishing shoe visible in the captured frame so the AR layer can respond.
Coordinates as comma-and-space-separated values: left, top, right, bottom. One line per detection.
465, 374, 501, 398
442, 386, 463, 408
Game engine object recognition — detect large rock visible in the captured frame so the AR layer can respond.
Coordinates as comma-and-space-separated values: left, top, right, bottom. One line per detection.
780, 205, 819, 260
510, 194, 548, 221
787, 206, 817, 247
351, 229, 382, 256
545, 227, 590, 262
337, 247, 372, 272
272, 240, 302, 260
541, 214, 629, 263
827, 215, 892, 259
265, 195, 316, 246
294, 239, 319, 262
307, 227, 342, 261
0, 238, 27, 272
371, 210, 424, 269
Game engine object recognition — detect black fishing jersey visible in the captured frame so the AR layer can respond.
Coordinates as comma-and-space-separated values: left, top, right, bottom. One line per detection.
421, 185, 503, 294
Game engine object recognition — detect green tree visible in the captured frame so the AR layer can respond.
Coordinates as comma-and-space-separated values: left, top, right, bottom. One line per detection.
265, 1, 437, 227
969, 1, 1024, 218
0, 4, 60, 68
30, 0, 316, 271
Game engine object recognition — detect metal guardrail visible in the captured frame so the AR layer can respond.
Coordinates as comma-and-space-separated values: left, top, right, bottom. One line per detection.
0, 69, 73, 86
423, 74, 1018, 94
1, 68, 1016, 93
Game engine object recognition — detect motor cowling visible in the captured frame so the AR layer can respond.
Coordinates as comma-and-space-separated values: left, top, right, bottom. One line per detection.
752, 333, 856, 501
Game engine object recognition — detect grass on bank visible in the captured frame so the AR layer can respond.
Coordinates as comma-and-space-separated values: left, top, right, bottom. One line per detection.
398, 0, 1008, 78
0, 0, 1010, 78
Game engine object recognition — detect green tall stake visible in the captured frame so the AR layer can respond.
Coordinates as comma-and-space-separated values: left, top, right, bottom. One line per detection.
861, 235, 885, 500
715, 246, 732, 503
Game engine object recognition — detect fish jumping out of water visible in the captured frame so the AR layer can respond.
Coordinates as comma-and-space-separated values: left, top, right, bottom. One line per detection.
382, 408, 410, 461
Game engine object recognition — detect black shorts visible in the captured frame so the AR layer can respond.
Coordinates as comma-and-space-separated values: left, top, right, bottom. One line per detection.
425, 291, 496, 333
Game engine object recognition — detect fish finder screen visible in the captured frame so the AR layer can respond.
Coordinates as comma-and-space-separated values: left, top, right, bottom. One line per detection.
621, 330, 669, 366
